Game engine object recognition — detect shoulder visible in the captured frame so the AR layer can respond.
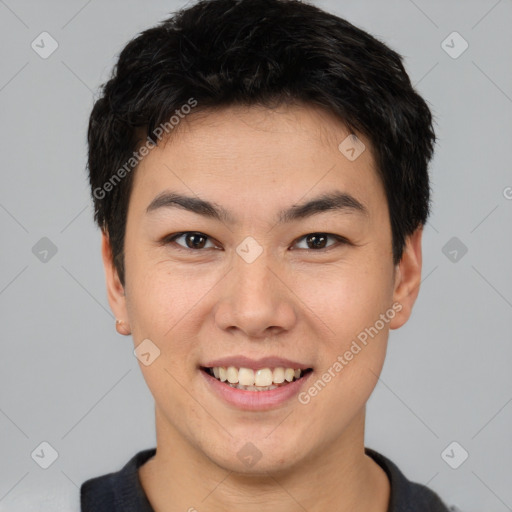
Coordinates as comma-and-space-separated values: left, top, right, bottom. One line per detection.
80, 448, 156, 512
365, 447, 452, 512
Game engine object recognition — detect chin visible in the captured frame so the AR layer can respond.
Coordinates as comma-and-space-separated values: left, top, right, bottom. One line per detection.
215, 450, 299, 476
201, 433, 305, 476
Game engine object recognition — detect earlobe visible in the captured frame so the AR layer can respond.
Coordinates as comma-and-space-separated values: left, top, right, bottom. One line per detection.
101, 231, 131, 336
115, 318, 131, 336
389, 227, 423, 330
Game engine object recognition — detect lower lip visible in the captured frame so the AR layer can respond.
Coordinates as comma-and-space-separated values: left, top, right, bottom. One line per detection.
200, 369, 313, 411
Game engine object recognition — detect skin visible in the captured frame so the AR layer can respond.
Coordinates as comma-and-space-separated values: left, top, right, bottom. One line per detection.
102, 103, 423, 512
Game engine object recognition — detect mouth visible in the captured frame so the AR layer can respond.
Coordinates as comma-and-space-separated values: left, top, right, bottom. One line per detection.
200, 366, 314, 391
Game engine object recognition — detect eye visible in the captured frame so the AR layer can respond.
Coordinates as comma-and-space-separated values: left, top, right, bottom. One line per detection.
162, 231, 349, 252
164, 232, 218, 251
293, 233, 348, 251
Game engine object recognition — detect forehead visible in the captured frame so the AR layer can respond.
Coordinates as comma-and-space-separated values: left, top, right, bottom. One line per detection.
155, 103, 371, 164
130, 104, 385, 218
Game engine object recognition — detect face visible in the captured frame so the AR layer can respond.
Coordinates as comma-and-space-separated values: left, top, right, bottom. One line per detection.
103, 104, 422, 474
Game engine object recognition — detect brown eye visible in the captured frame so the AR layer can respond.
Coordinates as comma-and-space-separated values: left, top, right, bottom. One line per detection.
166, 232, 217, 250
293, 233, 347, 250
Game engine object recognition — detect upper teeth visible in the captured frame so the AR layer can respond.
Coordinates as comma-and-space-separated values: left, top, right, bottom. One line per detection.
211, 367, 302, 386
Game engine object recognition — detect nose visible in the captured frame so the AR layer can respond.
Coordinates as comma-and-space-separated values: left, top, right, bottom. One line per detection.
214, 249, 297, 340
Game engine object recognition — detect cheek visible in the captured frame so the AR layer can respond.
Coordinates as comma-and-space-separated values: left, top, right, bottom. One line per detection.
294, 266, 393, 432
125, 249, 201, 336
292, 258, 394, 342
125, 264, 203, 410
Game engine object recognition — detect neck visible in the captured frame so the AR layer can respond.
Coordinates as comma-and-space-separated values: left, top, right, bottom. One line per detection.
138, 406, 390, 512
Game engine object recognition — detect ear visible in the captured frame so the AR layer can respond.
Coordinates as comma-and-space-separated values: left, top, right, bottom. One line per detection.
389, 227, 423, 330
101, 230, 131, 336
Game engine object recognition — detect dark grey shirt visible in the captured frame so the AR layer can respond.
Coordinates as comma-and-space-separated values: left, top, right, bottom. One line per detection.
80, 447, 452, 511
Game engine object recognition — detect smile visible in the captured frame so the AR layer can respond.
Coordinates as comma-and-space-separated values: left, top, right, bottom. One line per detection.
201, 366, 313, 391
200, 365, 314, 410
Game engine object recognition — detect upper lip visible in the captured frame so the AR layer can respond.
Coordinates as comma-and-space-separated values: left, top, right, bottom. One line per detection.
202, 356, 312, 371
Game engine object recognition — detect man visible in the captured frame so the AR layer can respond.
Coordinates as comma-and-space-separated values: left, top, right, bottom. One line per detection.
81, 0, 451, 510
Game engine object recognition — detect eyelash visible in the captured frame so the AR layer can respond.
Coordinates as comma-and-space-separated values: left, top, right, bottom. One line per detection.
162, 231, 350, 252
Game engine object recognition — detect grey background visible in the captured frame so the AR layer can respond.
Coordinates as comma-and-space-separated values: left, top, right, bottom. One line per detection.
0, 0, 511, 510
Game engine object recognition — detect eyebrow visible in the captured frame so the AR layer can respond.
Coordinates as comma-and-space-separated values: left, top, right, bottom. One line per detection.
146, 190, 368, 224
